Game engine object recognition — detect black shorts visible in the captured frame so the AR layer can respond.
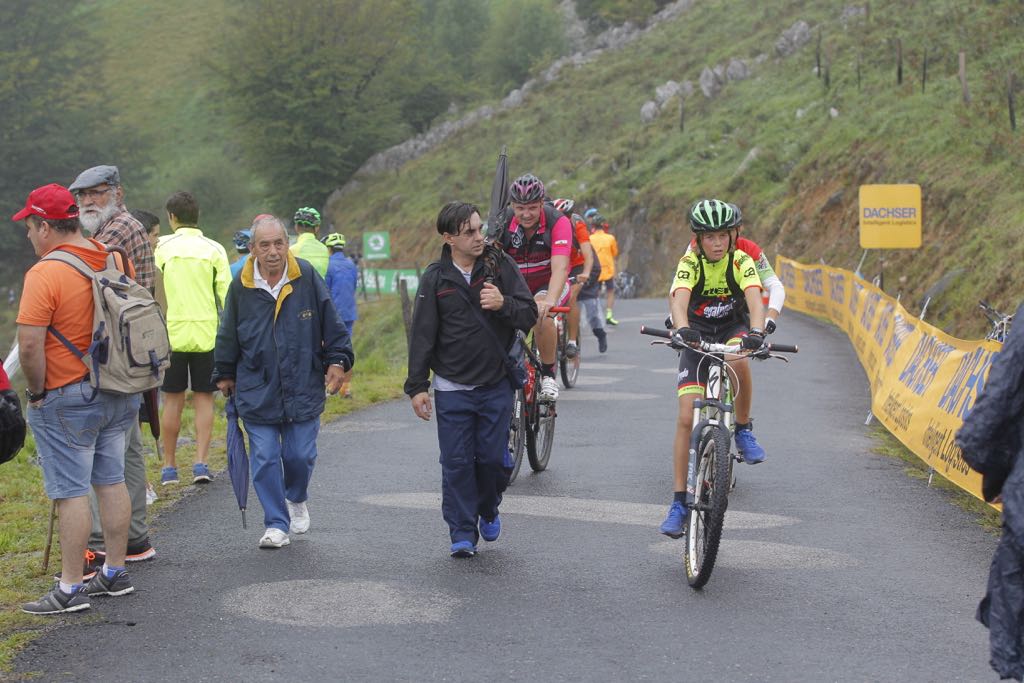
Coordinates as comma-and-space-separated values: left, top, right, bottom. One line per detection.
676, 320, 749, 397
601, 279, 615, 293
162, 351, 216, 393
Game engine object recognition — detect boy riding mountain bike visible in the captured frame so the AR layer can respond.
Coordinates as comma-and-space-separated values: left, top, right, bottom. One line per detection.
660, 199, 766, 538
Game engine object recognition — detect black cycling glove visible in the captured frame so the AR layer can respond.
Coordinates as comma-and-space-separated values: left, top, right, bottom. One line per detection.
741, 329, 766, 351
765, 319, 777, 335
672, 327, 702, 348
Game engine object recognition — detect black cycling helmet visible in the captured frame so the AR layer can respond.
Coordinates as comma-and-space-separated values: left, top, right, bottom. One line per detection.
294, 207, 321, 228
688, 199, 741, 232
509, 174, 546, 204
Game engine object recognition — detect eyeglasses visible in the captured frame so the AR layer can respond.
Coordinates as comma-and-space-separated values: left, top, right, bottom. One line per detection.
73, 187, 112, 200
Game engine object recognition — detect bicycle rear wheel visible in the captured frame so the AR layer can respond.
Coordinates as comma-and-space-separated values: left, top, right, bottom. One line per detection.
560, 331, 580, 389
527, 402, 556, 471
507, 388, 527, 483
684, 425, 731, 589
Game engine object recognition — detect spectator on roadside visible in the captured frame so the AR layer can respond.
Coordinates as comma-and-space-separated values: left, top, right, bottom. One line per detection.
290, 207, 330, 277
405, 202, 538, 558
230, 229, 252, 279
69, 166, 157, 567
588, 213, 619, 326
15, 184, 139, 614
131, 210, 165, 311
213, 216, 353, 548
576, 250, 607, 353
956, 303, 1024, 681
324, 232, 358, 398
154, 191, 231, 486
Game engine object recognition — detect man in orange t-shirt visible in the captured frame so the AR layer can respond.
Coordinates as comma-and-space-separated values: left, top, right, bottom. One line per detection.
15, 184, 139, 615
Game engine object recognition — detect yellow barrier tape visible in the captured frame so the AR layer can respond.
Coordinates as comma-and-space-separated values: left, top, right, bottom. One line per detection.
777, 257, 1001, 503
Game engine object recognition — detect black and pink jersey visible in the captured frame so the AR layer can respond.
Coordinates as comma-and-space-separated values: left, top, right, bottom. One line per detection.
500, 206, 573, 294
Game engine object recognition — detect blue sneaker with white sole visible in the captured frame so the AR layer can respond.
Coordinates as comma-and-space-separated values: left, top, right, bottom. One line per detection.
734, 425, 766, 464
160, 466, 179, 485
479, 515, 501, 542
450, 541, 477, 558
659, 501, 688, 538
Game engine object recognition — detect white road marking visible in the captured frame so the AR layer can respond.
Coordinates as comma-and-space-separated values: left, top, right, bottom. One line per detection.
649, 539, 857, 569
222, 580, 458, 627
321, 420, 405, 435
359, 492, 798, 530
557, 390, 659, 401
570, 375, 623, 386
581, 363, 639, 371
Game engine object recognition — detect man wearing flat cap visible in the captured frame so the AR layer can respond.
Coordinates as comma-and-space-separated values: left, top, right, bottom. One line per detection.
68, 165, 158, 570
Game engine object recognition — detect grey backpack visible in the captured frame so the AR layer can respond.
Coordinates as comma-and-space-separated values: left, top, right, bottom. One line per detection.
44, 248, 170, 396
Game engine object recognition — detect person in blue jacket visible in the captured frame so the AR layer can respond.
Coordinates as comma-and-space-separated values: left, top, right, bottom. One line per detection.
213, 216, 353, 549
229, 229, 251, 279
323, 232, 358, 398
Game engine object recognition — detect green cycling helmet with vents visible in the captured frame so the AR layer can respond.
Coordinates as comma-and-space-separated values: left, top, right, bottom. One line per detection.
294, 207, 321, 227
323, 232, 346, 248
688, 199, 740, 232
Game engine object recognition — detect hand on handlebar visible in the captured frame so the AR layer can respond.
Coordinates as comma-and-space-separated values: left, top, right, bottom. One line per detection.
741, 328, 766, 351
672, 327, 702, 348
765, 318, 777, 335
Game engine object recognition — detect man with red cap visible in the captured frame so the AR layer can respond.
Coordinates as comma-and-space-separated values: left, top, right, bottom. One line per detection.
14, 184, 140, 614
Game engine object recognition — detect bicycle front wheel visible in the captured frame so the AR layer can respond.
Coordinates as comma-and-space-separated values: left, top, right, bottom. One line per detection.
560, 332, 580, 389
684, 425, 731, 589
527, 402, 556, 471
507, 388, 527, 483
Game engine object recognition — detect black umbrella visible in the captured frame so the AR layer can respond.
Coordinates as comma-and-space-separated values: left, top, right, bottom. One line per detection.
225, 396, 250, 528
487, 145, 510, 243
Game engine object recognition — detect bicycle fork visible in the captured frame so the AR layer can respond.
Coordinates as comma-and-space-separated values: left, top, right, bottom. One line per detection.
686, 400, 733, 508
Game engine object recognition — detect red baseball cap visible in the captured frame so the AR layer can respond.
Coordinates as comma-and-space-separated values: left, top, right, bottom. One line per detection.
12, 183, 80, 222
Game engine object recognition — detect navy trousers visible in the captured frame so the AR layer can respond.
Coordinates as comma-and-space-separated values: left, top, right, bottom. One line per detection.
434, 382, 514, 545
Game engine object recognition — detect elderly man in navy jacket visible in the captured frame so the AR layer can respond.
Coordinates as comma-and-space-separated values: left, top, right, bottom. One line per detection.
405, 202, 537, 558
214, 216, 353, 549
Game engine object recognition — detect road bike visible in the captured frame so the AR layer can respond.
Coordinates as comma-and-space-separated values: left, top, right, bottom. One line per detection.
556, 304, 580, 389
508, 305, 570, 483
641, 325, 797, 588
979, 300, 1014, 342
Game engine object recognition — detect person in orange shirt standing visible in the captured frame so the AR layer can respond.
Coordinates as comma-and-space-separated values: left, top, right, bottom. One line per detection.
14, 184, 139, 614
586, 209, 620, 326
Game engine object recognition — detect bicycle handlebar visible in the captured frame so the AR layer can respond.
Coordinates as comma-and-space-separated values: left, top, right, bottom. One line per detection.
639, 325, 799, 354
550, 306, 571, 313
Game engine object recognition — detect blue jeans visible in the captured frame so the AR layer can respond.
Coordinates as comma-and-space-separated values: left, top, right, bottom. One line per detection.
243, 418, 320, 533
434, 383, 514, 545
27, 380, 138, 500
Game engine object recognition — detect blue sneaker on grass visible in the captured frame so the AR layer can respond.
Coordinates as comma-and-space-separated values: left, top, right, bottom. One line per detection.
192, 463, 212, 484
479, 515, 501, 542
734, 426, 766, 464
450, 541, 477, 558
160, 466, 179, 486
659, 501, 688, 538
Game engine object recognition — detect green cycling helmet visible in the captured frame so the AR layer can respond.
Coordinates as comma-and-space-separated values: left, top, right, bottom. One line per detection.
688, 198, 740, 232
323, 232, 346, 248
294, 207, 321, 227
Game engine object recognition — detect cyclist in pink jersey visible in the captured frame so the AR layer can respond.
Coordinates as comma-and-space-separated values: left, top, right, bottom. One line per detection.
498, 173, 572, 402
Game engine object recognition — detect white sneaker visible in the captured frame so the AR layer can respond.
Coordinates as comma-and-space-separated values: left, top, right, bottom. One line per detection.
258, 528, 290, 549
286, 500, 310, 534
145, 483, 158, 506
539, 376, 559, 402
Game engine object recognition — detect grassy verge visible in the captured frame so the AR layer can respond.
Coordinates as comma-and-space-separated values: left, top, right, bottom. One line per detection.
0, 297, 408, 673
869, 423, 1001, 534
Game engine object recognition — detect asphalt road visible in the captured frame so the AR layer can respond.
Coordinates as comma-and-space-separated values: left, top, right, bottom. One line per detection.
15, 299, 999, 682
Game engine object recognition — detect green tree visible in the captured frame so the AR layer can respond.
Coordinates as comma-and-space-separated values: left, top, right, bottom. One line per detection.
479, 0, 566, 96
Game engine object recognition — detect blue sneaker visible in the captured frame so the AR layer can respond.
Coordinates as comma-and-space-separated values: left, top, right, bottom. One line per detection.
160, 466, 179, 485
450, 540, 477, 558
479, 515, 501, 542
735, 426, 766, 464
192, 463, 212, 484
659, 501, 688, 538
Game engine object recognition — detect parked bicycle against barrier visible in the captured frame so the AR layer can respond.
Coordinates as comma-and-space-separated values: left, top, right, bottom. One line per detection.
614, 271, 639, 299
641, 324, 798, 588
508, 306, 570, 483
979, 300, 1014, 342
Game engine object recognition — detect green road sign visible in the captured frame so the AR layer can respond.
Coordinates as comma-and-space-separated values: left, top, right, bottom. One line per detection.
363, 231, 391, 261
361, 268, 419, 294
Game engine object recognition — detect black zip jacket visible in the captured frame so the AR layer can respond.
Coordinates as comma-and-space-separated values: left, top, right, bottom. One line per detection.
404, 245, 538, 396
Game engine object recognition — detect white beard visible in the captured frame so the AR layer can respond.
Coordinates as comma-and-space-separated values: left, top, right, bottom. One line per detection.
80, 202, 120, 233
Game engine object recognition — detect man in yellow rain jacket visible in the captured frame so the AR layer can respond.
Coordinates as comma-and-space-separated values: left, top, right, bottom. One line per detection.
154, 191, 231, 486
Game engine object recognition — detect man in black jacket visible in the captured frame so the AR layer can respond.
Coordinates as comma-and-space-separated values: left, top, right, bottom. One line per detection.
957, 303, 1024, 680
405, 202, 538, 558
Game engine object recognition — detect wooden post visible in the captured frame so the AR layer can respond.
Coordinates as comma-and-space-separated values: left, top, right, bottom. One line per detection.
921, 47, 927, 93
896, 38, 903, 85
857, 55, 862, 92
1010, 72, 1018, 131
678, 96, 685, 132
374, 271, 382, 300
816, 31, 822, 77
959, 51, 971, 104
399, 279, 413, 346
824, 65, 831, 91
360, 268, 368, 301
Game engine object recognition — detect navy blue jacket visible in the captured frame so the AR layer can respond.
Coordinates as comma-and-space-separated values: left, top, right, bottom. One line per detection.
325, 251, 359, 322
213, 253, 354, 424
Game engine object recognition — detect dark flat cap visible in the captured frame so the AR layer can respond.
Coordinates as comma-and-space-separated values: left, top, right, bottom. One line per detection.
69, 165, 121, 192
